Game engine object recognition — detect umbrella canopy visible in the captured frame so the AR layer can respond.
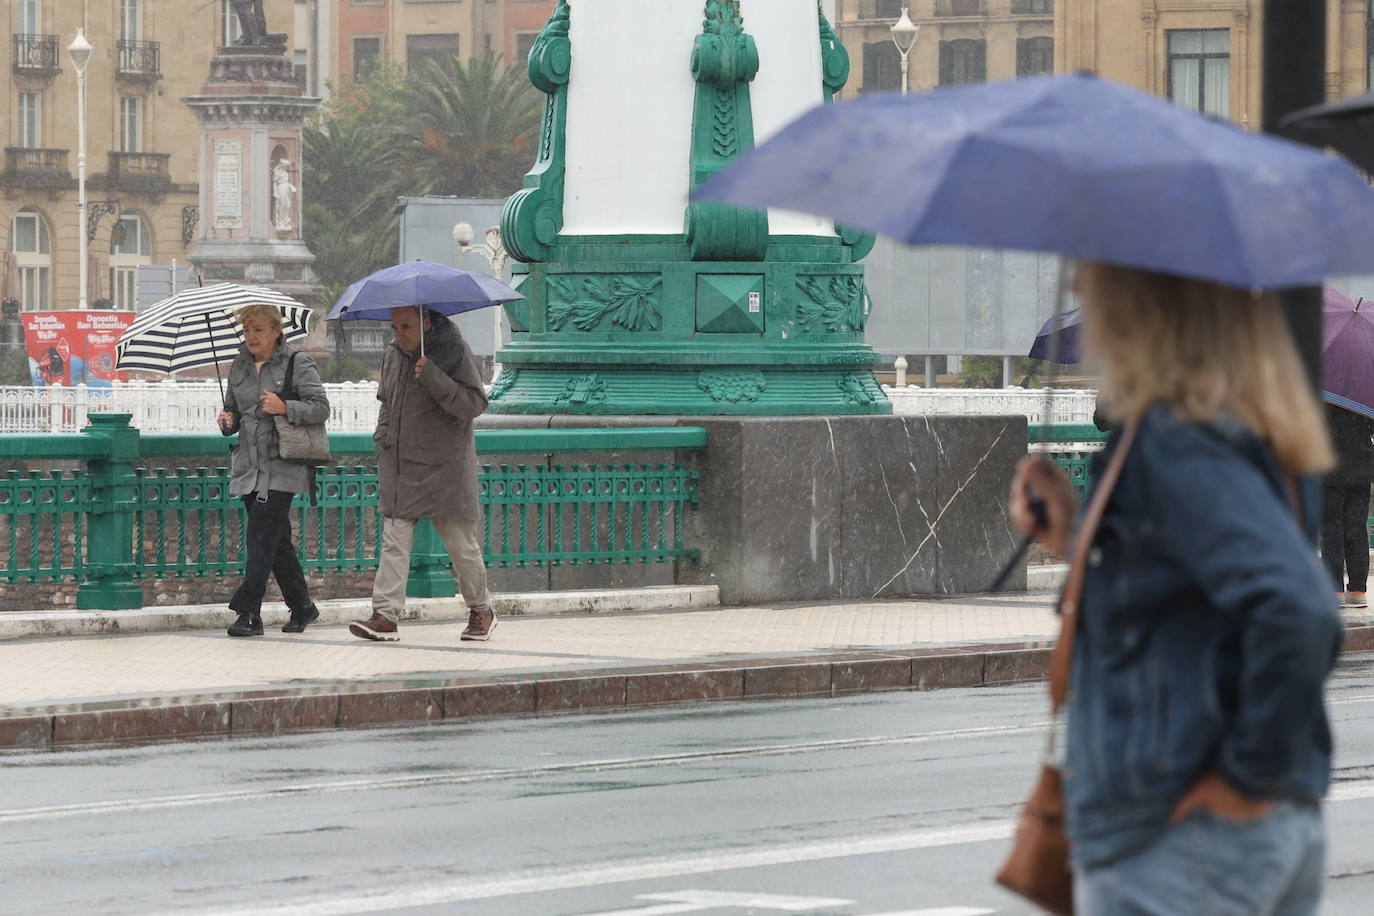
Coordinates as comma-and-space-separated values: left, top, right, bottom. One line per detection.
1028, 307, 1083, 364
115, 283, 313, 374
1322, 285, 1374, 420
1279, 91, 1374, 176
694, 74, 1374, 290
326, 260, 523, 322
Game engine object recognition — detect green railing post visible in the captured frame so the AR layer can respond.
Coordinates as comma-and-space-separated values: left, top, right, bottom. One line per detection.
406, 519, 456, 598
77, 413, 143, 610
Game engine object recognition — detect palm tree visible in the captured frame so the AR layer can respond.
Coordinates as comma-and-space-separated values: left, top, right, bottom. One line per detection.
302, 115, 403, 289
401, 52, 543, 199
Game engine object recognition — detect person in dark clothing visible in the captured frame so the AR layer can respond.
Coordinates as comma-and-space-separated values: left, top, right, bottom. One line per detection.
1322, 403, 1374, 608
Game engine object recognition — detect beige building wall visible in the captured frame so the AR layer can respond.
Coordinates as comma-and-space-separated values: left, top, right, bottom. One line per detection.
333, 0, 506, 88
838, 1, 1370, 125
1, 0, 297, 311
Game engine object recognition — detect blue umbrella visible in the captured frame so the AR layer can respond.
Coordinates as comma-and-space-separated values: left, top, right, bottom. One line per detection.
1028, 307, 1083, 364
327, 259, 523, 322
694, 74, 1374, 290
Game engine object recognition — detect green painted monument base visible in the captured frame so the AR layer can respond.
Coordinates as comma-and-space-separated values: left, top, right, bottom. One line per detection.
406, 519, 457, 599
490, 240, 890, 416
76, 583, 144, 611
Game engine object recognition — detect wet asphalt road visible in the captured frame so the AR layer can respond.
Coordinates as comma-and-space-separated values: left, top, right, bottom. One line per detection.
3, 653, 1374, 916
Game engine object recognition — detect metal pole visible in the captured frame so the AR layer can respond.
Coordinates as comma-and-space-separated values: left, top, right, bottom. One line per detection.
76, 65, 88, 310
1262, 0, 1326, 391
900, 54, 909, 96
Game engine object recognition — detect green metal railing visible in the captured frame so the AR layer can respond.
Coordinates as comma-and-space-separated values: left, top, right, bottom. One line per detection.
0, 415, 705, 609
1029, 423, 1374, 547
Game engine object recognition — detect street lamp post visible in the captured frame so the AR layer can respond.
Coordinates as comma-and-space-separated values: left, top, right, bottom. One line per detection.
453, 222, 511, 381
891, 8, 919, 96
68, 29, 93, 311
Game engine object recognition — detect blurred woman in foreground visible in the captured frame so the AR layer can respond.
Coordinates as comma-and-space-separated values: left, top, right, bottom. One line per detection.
1010, 263, 1342, 915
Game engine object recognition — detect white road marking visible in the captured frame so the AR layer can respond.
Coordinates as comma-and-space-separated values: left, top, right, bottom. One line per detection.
0, 723, 1046, 824
1330, 783, 1374, 801
161, 822, 1015, 916
579, 889, 855, 915
1330, 694, 1374, 706
863, 910, 994, 916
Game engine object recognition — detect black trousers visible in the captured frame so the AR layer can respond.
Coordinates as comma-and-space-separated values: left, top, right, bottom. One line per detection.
1321, 482, 1371, 593
228, 491, 312, 615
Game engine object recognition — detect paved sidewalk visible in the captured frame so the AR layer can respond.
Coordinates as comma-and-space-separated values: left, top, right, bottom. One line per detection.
2, 592, 1370, 750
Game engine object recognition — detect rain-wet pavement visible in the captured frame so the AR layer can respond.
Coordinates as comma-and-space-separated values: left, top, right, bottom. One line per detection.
4, 652, 1374, 915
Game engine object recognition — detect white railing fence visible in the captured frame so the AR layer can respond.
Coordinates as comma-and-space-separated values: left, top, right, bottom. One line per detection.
0, 381, 383, 433
0, 383, 1100, 434
884, 386, 1098, 425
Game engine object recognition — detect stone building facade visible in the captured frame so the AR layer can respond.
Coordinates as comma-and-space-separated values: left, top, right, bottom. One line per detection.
0, 0, 298, 312
835, 1, 1371, 121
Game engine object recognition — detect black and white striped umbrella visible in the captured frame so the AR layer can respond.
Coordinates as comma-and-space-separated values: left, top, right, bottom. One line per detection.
115, 283, 314, 374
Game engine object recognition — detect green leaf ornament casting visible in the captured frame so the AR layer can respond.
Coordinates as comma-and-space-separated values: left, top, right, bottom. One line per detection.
547, 275, 664, 332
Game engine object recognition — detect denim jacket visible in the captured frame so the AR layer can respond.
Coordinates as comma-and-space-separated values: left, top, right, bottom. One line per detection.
1065, 405, 1342, 868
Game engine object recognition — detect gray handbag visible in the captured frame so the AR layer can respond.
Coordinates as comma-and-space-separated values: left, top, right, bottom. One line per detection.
273, 352, 331, 465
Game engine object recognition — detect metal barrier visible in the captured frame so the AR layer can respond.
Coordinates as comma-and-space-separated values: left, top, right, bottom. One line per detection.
0, 415, 704, 609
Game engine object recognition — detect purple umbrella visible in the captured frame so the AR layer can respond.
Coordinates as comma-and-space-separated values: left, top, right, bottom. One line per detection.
1028, 307, 1083, 364
1323, 286, 1374, 420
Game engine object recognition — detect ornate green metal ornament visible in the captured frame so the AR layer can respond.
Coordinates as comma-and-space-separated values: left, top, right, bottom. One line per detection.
489, 0, 890, 416
500, 0, 571, 264
685, 0, 767, 262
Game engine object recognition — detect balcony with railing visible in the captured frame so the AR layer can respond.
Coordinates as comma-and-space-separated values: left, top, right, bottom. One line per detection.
1011, 0, 1054, 13
935, 0, 987, 16
12, 34, 59, 75
2, 147, 71, 189
856, 0, 903, 19
116, 40, 161, 80
106, 152, 171, 191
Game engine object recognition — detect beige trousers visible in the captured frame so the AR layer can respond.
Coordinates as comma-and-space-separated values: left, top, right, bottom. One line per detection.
371, 515, 491, 623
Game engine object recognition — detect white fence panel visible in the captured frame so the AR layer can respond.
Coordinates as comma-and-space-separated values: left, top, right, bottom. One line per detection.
0, 381, 384, 433
884, 387, 1098, 425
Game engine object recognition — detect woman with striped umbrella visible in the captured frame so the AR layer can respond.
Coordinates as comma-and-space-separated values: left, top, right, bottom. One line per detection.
116, 283, 328, 636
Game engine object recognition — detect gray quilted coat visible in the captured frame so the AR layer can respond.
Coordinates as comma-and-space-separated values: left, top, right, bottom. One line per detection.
223, 343, 330, 497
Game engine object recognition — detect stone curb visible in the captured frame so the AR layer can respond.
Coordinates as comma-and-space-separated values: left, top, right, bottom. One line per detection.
4, 623, 1369, 752
0, 585, 720, 641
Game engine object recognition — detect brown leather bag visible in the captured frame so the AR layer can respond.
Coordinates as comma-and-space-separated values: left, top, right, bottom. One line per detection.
995, 421, 1137, 916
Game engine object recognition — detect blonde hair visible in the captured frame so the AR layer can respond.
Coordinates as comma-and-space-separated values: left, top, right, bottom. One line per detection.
1078, 262, 1333, 476
236, 304, 283, 330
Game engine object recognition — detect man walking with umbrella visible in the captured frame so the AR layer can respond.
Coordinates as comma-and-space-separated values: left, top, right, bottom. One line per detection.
349, 306, 495, 642
1322, 402, 1374, 608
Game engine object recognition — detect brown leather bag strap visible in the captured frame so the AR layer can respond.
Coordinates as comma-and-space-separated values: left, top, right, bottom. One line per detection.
1047, 420, 1138, 712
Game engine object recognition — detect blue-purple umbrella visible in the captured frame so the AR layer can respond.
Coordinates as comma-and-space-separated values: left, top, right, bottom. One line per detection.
327, 259, 522, 322
1323, 286, 1374, 420
693, 74, 1374, 290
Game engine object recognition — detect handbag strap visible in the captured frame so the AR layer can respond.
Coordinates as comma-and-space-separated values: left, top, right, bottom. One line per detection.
280, 351, 298, 399
1047, 420, 1138, 713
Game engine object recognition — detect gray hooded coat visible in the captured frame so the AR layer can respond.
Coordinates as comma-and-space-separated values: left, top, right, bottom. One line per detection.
223, 343, 330, 497
373, 317, 488, 521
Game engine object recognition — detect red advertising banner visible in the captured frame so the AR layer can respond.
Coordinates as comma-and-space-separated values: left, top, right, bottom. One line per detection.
22, 311, 137, 387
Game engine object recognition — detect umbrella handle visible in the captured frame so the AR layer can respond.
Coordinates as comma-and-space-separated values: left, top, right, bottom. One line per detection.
203, 312, 226, 408
418, 304, 425, 359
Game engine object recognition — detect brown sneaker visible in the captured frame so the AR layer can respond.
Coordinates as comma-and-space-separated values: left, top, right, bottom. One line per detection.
349, 612, 399, 642
461, 606, 496, 641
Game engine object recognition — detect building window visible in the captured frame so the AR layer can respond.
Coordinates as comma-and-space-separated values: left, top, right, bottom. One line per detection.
17, 92, 41, 149
939, 39, 986, 86
1168, 29, 1230, 118
120, 0, 140, 41
1016, 37, 1054, 77
406, 34, 460, 76
862, 41, 902, 93
859, 0, 903, 18
221, 1, 243, 46
18, 0, 39, 35
119, 97, 142, 152
516, 32, 538, 62
110, 214, 152, 312
354, 37, 381, 77
294, 49, 308, 85
8, 208, 51, 311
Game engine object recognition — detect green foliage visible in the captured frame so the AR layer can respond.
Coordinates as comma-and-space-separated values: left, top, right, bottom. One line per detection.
0, 345, 30, 385
958, 356, 1053, 388
303, 54, 542, 291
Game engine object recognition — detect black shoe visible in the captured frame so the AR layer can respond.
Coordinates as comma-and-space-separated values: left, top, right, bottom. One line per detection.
227, 611, 264, 637
282, 603, 320, 634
